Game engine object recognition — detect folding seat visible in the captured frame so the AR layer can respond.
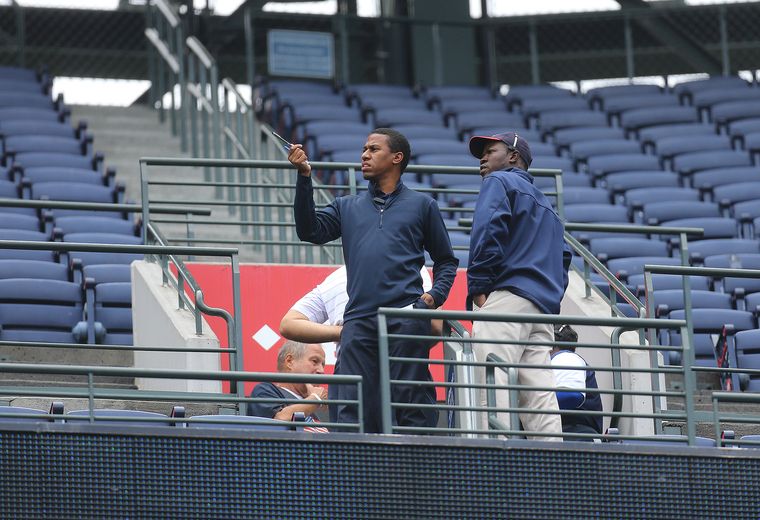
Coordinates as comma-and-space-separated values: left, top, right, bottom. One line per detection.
569, 139, 641, 165
688, 239, 760, 265
553, 172, 592, 188
604, 171, 680, 199
693, 88, 760, 120
32, 182, 125, 219
82, 264, 131, 284
627, 273, 711, 299
650, 289, 732, 318
373, 108, 443, 128
359, 97, 428, 121
706, 254, 760, 299
606, 256, 681, 282
0, 259, 68, 281
619, 106, 699, 135
552, 126, 625, 150
0, 93, 56, 111
704, 253, 760, 270
346, 84, 414, 103
0, 120, 83, 139
53, 216, 138, 237
624, 187, 700, 222
730, 200, 760, 236
528, 142, 557, 157
554, 187, 609, 206
667, 308, 754, 367
0, 66, 40, 82
711, 100, 760, 129
691, 166, 760, 195
392, 124, 458, 141
291, 105, 362, 135
20, 166, 113, 189
410, 138, 469, 158
301, 121, 372, 141
61, 232, 143, 268
0, 229, 54, 262
0, 403, 63, 423
0, 212, 39, 231
586, 84, 662, 110
537, 110, 608, 135
66, 409, 173, 426
0, 107, 63, 124
638, 123, 716, 153
277, 92, 350, 129
187, 414, 290, 430
673, 75, 749, 101
439, 99, 506, 117
601, 93, 679, 120
0, 178, 34, 217
589, 237, 669, 264
734, 329, 760, 391
641, 201, 720, 226
424, 154, 479, 189
503, 85, 574, 110
662, 217, 738, 241
564, 203, 628, 224
87, 281, 132, 345
425, 85, 494, 104
530, 156, 574, 173
0, 278, 84, 343
586, 154, 661, 181
315, 134, 368, 160
712, 181, 760, 211
727, 118, 760, 147
3, 136, 87, 167
12, 152, 102, 171
520, 97, 589, 120
672, 150, 752, 183
454, 111, 525, 136
653, 134, 732, 164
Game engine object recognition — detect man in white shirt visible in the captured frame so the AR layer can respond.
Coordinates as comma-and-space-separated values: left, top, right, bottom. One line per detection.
280, 265, 436, 425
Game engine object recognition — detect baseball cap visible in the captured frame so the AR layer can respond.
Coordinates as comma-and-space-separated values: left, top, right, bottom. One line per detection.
468, 131, 533, 167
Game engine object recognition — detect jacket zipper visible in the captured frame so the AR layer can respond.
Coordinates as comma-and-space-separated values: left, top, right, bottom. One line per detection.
379, 207, 384, 229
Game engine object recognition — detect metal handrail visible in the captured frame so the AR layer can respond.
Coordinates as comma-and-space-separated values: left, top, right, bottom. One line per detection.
154, 0, 180, 28
144, 28, 180, 74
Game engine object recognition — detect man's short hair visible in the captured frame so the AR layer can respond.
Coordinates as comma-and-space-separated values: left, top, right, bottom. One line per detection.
277, 340, 308, 371
371, 127, 411, 171
554, 324, 578, 346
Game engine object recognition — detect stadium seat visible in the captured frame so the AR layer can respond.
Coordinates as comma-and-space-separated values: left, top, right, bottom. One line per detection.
0, 259, 68, 281
606, 256, 681, 282
187, 414, 291, 430
12, 152, 102, 171
627, 273, 711, 298
711, 100, 760, 129
638, 123, 717, 153
32, 182, 125, 219
734, 329, 760, 391
569, 139, 641, 165
409, 138, 469, 158
373, 108, 442, 128
0, 107, 64, 124
672, 150, 753, 181
82, 264, 131, 284
66, 409, 174, 426
662, 217, 737, 241
0, 120, 83, 139
620, 106, 699, 135
692, 167, 760, 195
688, 239, 760, 265
650, 289, 732, 318
667, 308, 755, 368
589, 237, 669, 264
587, 154, 661, 180
642, 200, 721, 225
20, 166, 111, 189
0, 229, 55, 262
603, 171, 680, 198
653, 134, 732, 163
61, 232, 143, 268
52, 216, 138, 237
0, 212, 39, 231
503, 84, 574, 109
538, 110, 608, 135
425, 85, 494, 104
392, 124, 458, 141
454, 111, 525, 136
88, 281, 132, 345
0, 278, 84, 343
553, 126, 625, 150
586, 84, 662, 109
624, 187, 700, 222
0, 402, 63, 423
713, 182, 760, 212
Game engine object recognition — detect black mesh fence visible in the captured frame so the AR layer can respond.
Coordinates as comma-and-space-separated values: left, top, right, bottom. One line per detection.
2, 425, 760, 518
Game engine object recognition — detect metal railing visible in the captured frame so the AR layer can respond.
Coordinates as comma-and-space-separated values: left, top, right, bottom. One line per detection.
377, 308, 695, 442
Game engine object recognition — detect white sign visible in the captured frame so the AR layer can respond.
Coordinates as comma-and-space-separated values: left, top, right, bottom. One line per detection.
267, 29, 335, 79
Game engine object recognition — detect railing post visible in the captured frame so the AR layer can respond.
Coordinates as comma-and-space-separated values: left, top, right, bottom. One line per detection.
15, 3, 25, 68
187, 57, 199, 158
244, 6, 255, 90
681, 324, 698, 445
339, 13, 350, 84
624, 15, 635, 81
377, 312, 393, 434
529, 20, 540, 85
719, 6, 730, 76
431, 23, 444, 87
176, 22, 188, 152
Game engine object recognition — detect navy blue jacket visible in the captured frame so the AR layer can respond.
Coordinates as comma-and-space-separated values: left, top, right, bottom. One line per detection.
552, 350, 603, 434
294, 175, 458, 322
467, 168, 571, 314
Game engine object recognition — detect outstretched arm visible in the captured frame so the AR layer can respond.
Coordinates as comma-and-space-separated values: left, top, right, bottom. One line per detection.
280, 310, 342, 344
291, 144, 342, 244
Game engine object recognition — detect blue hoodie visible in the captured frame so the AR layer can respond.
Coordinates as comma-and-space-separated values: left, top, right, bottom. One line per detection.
294, 175, 458, 322
467, 168, 571, 314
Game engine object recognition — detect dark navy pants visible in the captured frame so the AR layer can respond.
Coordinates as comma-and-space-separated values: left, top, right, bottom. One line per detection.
333, 315, 438, 433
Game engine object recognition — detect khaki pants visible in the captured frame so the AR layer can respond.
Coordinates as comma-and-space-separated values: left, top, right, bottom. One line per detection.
473, 290, 562, 441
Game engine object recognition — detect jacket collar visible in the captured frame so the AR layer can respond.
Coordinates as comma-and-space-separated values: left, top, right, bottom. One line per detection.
367, 179, 405, 199
500, 167, 534, 184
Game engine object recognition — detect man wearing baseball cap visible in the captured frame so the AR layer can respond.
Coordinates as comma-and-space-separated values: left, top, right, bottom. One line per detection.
467, 131, 572, 441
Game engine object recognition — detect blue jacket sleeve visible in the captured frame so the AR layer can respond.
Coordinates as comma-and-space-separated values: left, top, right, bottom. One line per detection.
467, 176, 510, 296
247, 382, 285, 418
556, 390, 585, 410
562, 239, 572, 292
424, 199, 458, 307
294, 174, 341, 244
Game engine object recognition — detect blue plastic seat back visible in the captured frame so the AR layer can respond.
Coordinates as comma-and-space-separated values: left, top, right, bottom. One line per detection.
639, 123, 717, 146
411, 138, 469, 158
689, 239, 760, 260
553, 126, 625, 148
569, 139, 641, 161
606, 256, 681, 278
187, 414, 290, 431
0, 212, 39, 231
66, 409, 171, 427
13, 152, 95, 171
292, 105, 361, 126
0, 93, 55, 110
439, 99, 505, 115
662, 217, 737, 240
55, 216, 136, 236
590, 237, 669, 261
83, 264, 131, 284
64, 232, 143, 267
692, 167, 760, 191
0, 259, 67, 281
347, 84, 414, 100
713, 181, 760, 207
670, 308, 755, 333
602, 94, 679, 115
0, 120, 77, 139
704, 253, 760, 270
455, 111, 524, 132
530, 156, 574, 172
4, 135, 82, 156
654, 134, 732, 158
392, 124, 458, 141
624, 187, 700, 209
586, 84, 662, 106
316, 134, 368, 157
587, 154, 661, 178
23, 167, 103, 186
374, 108, 442, 128
620, 106, 699, 132
0, 279, 83, 338
673, 150, 752, 175
558, 187, 609, 206
0, 405, 55, 423
503, 85, 573, 107
627, 273, 711, 295
538, 110, 607, 133
564, 204, 628, 223
674, 76, 749, 97
0, 229, 54, 262
711, 100, 760, 126
0, 66, 39, 81
521, 96, 588, 117
653, 289, 732, 315
642, 201, 720, 224
604, 171, 680, 193
693, 87, 760, 109
0, 107, 61, 123
426, 85, 494, 102
728, 118, 760, 139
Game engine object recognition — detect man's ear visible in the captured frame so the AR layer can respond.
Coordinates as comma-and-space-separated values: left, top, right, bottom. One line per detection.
284, 353, 294, 371
392, 151, 403, 165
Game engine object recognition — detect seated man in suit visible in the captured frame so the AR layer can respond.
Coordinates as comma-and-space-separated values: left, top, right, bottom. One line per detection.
247, 340, 328, 432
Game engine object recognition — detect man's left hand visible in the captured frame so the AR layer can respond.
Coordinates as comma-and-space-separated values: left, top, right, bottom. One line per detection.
420, 292, 435, 309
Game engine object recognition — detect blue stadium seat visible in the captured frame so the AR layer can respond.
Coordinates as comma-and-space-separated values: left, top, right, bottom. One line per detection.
602, 93, 679, 122
642, 201, 721, 225
54, 216, 138, 236
530, 156, 574, 172
0, 212, 39, 231
587, 154, 661, 180
586, 84, 662, 109
392, 124, 458, 141
0, 229, 54, 262
346, 84, 414, 101
464, 126, 542, 143
410, 138, 469, 158
425, 85, 494, 103
553, 126, 625, 150
564, 204, 629, 224
83, 264, 131, 284
316, 134, 368, 160
569, 139, 641, 164
454, 111, 525, 135
0, 92, 56, 110
693, 88, 760, 119
503, 84, 573, 109
32, 181, 124, 219
667, 308, 755, 367
605, 172, 680, 205
0, 107, 63, 123
291, 105, 362, 135
620, 106, 699, 135
711, 100, 760, 129
66, 409, 173, 426
0, 259, 68, 280
728, 118, 760, 146
627, 273, 711, 298
651, 289, 732, 318
672, 150, 752, 180
713, 181, 760, 210
0, 278, 84, 343
0, 120, 82, 139
555, 187, 609, 206
89, 282, 132, 345
662, 217, 738, 240
373, 108, 442, 128
62, 232, 143, 268
589, 237, 669, 264
606, 256, 681, 281
12, 152, 101, 171
734, 329, 760, 391
439, 99, 506, 118
0, 402, 63, 423
638, 123, 717, 153
688, 239, 760, 265
3, 135, 86, 160
624, 187, 700, 222
653, 134, 732, 162
521, 96, 589, 120
692, 167, 760, 195
188, 414, 290, 431
0, 66, 41, 82
20, 167, 110, 193
538, 110, 608, 134
277, 92, 351, 129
